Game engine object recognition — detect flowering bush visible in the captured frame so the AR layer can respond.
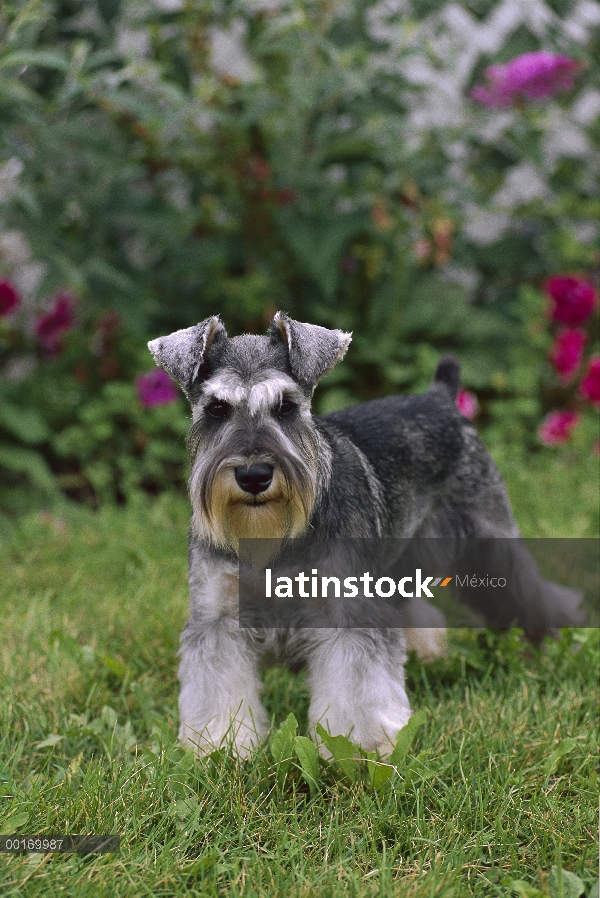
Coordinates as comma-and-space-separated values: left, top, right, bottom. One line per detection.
580, 357, 600, 408
538, 410, 581, 446
0, 279, 19, 317
0, 279, 188, 511
549, 329, 587, 383
0, 0, 598, 510
471, 52, 583, 108
536, 275, 599, 447
546, 276, 598, 326
34, 293, 77, 357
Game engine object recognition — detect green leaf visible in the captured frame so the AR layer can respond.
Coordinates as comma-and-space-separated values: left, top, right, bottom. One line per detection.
98, 0, 121, 24
549, 868, 586, 898
86, 258, 137, 293
183, 853, 219, 876
316, 136, 386, 168
388, 711, 427, 770
544, 738, 577, 779
271, 713, 298, 788
0, 50, 70, 72
507, 880, 546, 898
270, 713, 298, 764
281, 212, 366, 299
293, 736, 320, 793
0, 446, 57, 493
369, 759, 395, 790
36, 734, 64, 749
315, 724, 359, 782
0, 401, 51, 444
0, 811, 30, 835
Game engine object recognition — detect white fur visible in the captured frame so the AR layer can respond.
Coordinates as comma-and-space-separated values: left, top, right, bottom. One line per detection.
200, 371, 248, 405
306, 629, 412, 758
180, 551, 270, 755
248, 376, 299, 416
179, 618, 269, 757
196, 370, 302, 419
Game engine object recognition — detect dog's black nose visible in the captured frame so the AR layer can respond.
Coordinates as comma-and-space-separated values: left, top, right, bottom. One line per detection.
235, 463, 274, 495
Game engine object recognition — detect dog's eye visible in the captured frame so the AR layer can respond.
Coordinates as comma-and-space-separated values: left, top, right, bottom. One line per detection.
276, 399, 296, 417
206, 400, 230, 419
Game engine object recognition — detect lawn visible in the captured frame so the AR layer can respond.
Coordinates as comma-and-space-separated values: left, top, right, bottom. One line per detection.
0, 447, 598, 897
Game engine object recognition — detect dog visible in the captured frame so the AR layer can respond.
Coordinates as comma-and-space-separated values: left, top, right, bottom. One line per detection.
148, 312, 583, 758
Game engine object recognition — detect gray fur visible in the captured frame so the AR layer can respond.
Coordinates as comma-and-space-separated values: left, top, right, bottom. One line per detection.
148, 316, 227, 399
270, 311, 352, 387
147, 313, 584, 758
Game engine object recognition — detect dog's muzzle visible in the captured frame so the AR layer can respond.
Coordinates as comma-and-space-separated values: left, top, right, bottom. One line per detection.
234, 463, 274, 496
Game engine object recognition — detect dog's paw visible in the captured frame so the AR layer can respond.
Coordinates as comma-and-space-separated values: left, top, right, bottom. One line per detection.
179, 712, 267, 758
310, 704, 412, 760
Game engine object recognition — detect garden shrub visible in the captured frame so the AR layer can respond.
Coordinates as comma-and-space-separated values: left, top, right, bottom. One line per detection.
0, 0, 598, 511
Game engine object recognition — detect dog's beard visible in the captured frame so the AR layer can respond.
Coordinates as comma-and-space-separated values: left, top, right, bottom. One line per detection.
190, 464, 315, 554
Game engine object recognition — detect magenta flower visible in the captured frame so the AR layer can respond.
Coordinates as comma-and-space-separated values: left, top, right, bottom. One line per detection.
136, 369, 179, 408
34, 292, 76, 356
471, 51, 582, 108
538, 410, 580, 445
545, 275, 598, 326
0, 278, 21, 317
456, 388, 479, 420
549, 328, 586, 382
579, 356, 600, 408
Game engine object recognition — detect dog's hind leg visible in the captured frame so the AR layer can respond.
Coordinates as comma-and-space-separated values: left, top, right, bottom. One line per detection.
425, 425, 585, 634
449, 536, 585, 636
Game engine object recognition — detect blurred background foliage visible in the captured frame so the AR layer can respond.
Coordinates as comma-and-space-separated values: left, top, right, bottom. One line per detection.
0, 0, 598, 514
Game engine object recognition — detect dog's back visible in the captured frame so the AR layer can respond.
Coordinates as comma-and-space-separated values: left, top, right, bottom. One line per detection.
317, 358, 515, 540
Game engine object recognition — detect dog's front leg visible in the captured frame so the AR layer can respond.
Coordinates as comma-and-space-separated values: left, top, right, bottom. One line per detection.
306, 629, 412, 758
178, 618, 268, 757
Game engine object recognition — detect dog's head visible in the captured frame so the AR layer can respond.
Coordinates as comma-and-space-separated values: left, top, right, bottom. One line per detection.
148, 313, 351, 552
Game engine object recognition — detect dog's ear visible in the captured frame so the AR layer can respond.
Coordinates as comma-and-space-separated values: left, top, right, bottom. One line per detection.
148, 316, 227, 398
269, 312, 352, 386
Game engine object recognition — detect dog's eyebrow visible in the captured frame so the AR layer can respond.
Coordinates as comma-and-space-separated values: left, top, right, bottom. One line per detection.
202, 372, 247, 404
200, 371, 301, 415
248, 375, 301, 416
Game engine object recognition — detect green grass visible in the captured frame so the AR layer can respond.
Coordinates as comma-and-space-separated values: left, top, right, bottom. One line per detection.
0, 449, 598, 897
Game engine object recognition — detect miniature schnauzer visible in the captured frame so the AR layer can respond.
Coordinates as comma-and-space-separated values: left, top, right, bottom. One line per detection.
148, 313, 582, 758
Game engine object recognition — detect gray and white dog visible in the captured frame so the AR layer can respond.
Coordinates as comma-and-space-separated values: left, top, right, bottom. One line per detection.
148, 312, 582, 757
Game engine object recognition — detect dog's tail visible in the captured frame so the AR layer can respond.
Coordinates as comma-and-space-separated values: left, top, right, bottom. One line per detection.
432, 354, 461, 401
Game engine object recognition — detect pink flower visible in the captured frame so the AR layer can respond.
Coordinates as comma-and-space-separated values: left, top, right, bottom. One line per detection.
549, 328, 586, 382
276, 188, 296, 206
136, 369, 179, 408
456, 388, 479, 420
538, 410, 580, 445
0, 278, 21, 317
471, 51, 582, 108
34, 292, 76, 356
545, 275, 598, 326
579, 356, 600, 408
